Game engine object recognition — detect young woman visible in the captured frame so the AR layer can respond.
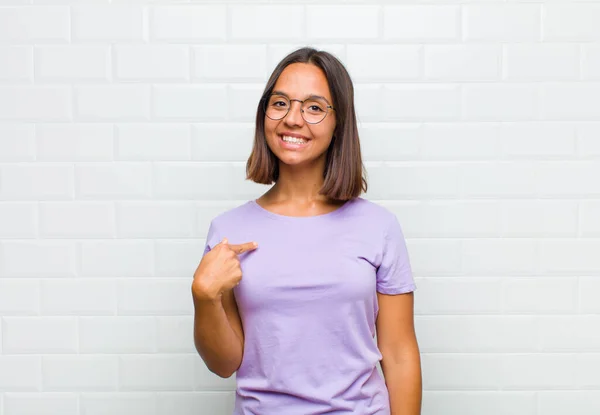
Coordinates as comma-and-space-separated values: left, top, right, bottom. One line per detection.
192, 47, 422, 415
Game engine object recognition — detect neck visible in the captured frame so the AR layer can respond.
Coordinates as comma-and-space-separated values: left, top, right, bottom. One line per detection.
271, 159, 328, 202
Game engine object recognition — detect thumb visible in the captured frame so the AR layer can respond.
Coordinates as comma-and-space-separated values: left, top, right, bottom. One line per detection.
222, 237, 228, 245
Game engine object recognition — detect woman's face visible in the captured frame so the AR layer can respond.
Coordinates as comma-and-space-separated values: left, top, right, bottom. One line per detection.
264, 63, 337, 168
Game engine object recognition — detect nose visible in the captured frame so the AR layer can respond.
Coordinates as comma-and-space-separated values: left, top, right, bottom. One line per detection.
283, 100, 304, 127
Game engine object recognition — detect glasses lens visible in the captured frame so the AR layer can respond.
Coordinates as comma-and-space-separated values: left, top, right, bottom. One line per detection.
301, 98, 328, 124
265, 94, 289, 120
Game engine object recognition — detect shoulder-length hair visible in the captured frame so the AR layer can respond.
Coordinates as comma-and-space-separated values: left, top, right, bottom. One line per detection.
246, 47, 367, 201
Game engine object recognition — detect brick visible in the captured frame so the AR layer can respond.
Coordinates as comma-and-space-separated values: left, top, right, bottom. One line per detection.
0, 203, 37, 238
193, 45, 267, 81
423, 391, 536, 415
0, 356, 41, 391
307, 6, 379, 40
0, 86, 71, 121
116, 202, 194, 238
80, 241, 154, 278
504, 44, 579, 81
421, 123, 500, 160
415, 278, 501, 315
538, 316, 600, 351
503, 277, 577, 313
347, 45, 420, 81
383, 6, 460, 41
41, 279, 116, 316
72, 5, 143, 42
116, 124, 190, 161
416, 316, 538, 352
154, 240, 205, 279
37, 124, 114, 161
42, 356, 118, 391
191, 123, 254, 162
368, 163, 460, 199
194, 358, 237, 391
75, 163, 152, 200
502, 354, 576, 388
359, 123, 420, 162
2, 317, 78, 354
0, 124, 35, 161
76, 85, 150, 121
425, 45, 500, 81
0, 164, 73, 201
0, 241, 76, 278
0, 6, 69, 43
501, 200, 578, 237
583, 45, 600, 80
405, 240, 462, 277
120, 355, 194, 391
536, 161, 600, 196
383, 84, 461, 121
114, 45, 189, 81
422, 354, 501, 389
463, 239, 537, 275
463, 84, 538, 121
578, 123, 600, 157
157, 316, 195, 353
40, 202, 116, 238
152, 85, 227, 121
0, 46, 33, 82
3, 393, 78, 415
80, 393, 157, 415
0, 279, 39, 315
541, 83, 600, 120
539, 391, 600, 415
499, 122, 576, 158
150, 5, 226, 41
36, 45, 109, 82
117, 279, 193, 316
462, 162, 536, 197
543, 4, 600, 41
581, 201, 600, 236
157, 392, 235, 415
230, 6, 304, 40
580, 277, 600, 313
79, 317, 156, 354
463, 4, 541, 41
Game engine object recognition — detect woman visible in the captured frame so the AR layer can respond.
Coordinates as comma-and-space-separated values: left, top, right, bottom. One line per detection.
192, 47, 422, 415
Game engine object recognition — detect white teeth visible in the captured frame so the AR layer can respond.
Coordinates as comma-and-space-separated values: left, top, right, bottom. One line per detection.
282, 135, 307, 144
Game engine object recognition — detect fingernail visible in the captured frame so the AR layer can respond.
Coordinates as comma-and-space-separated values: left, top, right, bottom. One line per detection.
253, 242, 258, 247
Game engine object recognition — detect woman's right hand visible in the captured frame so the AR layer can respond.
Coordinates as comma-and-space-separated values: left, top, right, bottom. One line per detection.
191, 238, 258, 302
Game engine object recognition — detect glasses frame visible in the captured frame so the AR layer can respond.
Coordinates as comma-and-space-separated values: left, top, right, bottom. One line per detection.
263, 94, 336, 125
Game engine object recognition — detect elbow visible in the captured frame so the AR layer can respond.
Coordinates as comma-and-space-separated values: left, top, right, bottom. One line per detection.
209, 365, 237, 379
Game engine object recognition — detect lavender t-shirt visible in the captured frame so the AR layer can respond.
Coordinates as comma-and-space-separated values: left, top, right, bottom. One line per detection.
202, 197, 416, 415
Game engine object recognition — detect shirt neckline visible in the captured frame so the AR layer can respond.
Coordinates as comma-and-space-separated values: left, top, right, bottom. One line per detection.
249, 197, 357, 221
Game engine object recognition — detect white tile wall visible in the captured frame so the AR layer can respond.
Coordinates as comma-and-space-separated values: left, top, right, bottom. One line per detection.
0, 1, 599, 415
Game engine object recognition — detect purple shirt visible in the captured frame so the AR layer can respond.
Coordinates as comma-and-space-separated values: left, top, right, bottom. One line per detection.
202, 197, 416, 415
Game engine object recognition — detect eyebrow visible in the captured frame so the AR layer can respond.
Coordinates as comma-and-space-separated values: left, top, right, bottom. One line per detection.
272, 90, 331, 103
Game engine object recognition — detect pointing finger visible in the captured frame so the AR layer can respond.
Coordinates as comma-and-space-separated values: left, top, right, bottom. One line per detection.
228, 242, 258, 255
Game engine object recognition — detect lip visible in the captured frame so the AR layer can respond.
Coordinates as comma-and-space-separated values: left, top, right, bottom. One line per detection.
279, 131, 310, 140
278, 133, 310, 150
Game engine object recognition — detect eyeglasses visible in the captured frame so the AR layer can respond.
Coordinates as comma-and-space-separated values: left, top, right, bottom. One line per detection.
264, 94, 335, 124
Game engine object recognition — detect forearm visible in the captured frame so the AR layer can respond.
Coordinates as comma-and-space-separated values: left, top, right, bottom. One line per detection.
193, 298, 243, 378
382, 351, 422, 415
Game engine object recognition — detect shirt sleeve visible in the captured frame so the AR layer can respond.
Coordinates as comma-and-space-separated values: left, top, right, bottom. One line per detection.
376, 214, 416, 295
202, 220, 221, 257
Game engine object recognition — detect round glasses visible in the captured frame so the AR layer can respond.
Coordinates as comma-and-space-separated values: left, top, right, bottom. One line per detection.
264, 94, 335, 124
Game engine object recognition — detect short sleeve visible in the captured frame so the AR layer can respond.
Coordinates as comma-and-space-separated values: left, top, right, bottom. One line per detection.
376, 214, 416, 295
202, 220, 221, 258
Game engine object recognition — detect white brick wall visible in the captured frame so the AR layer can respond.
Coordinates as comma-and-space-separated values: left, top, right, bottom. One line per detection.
0, 1, 599, 414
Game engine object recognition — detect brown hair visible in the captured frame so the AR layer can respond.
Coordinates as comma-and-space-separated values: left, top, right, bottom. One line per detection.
245, 47, 367, 201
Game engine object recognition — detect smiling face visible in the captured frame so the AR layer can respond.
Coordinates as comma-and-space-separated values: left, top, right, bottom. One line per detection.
263, 62, 337, 169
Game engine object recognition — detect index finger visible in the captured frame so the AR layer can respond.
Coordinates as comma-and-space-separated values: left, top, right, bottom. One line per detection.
228, 242, 258, 255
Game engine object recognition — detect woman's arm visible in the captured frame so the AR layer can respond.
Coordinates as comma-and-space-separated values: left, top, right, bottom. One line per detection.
376, 291, 422, 415
193, 289, 244, 378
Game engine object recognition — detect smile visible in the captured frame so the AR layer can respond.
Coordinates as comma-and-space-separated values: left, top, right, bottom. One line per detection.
282, 135, 308, 144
